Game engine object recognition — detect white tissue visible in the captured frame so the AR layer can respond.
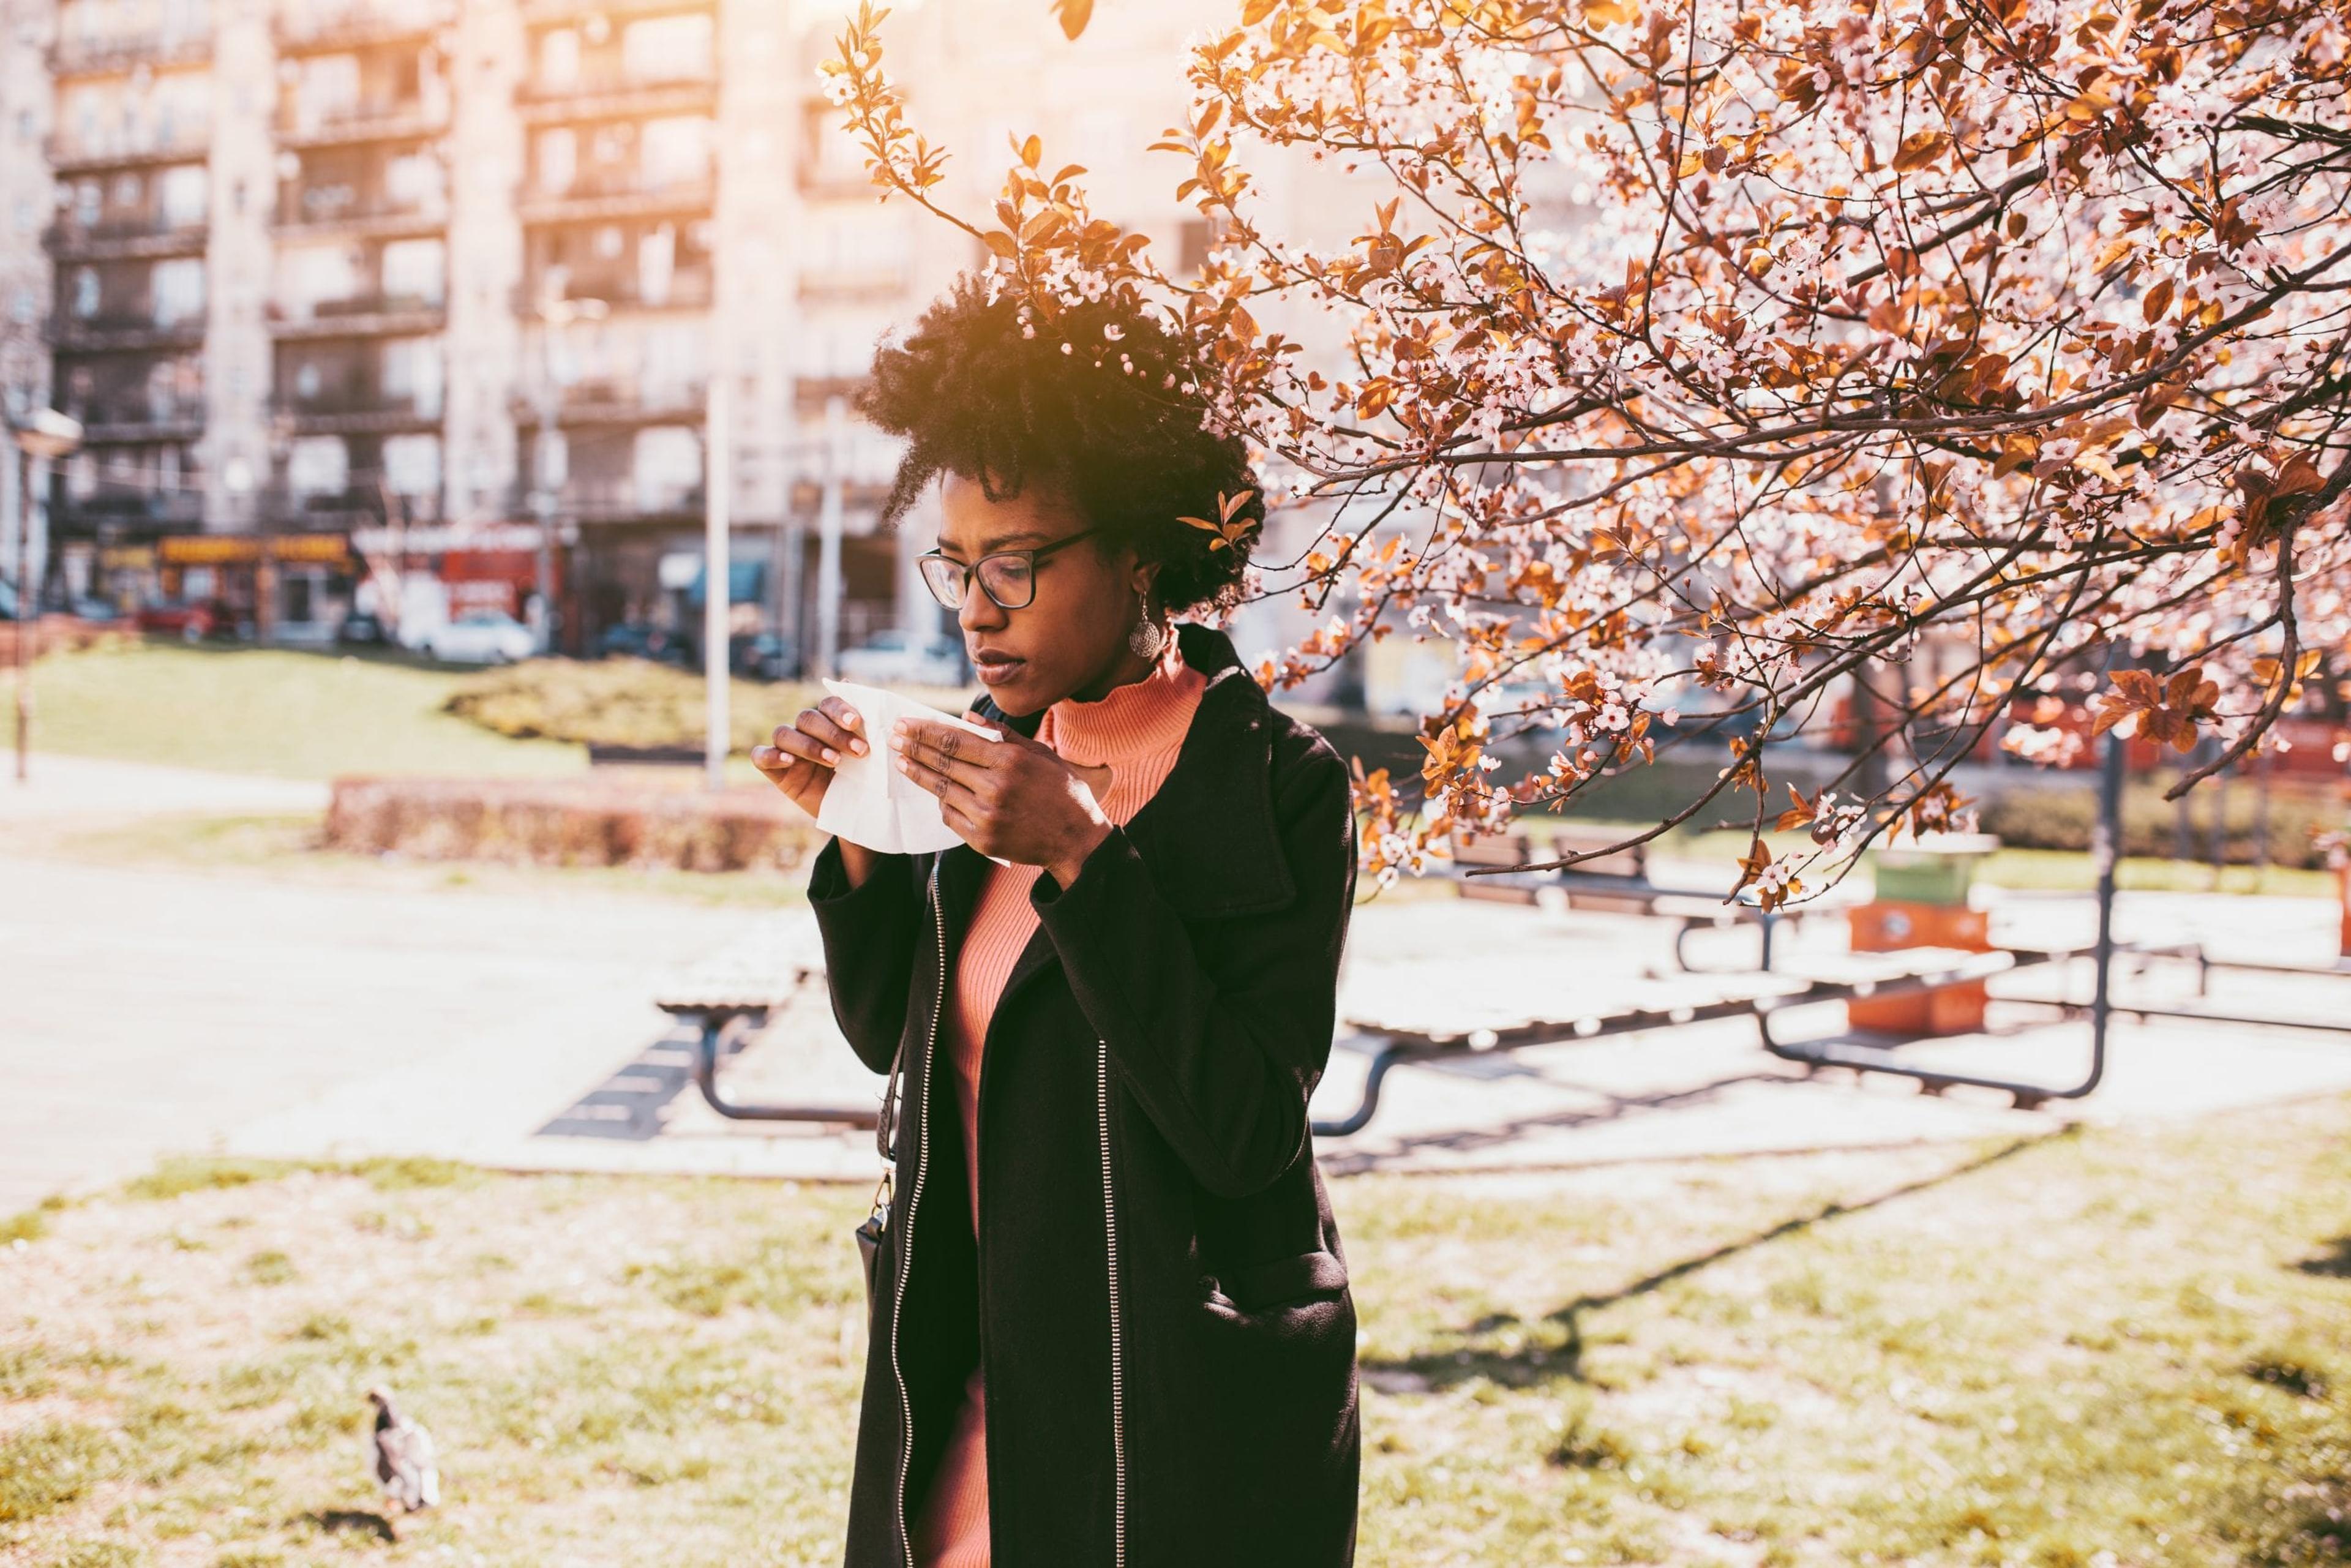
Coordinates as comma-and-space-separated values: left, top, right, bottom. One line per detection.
816, 677, 1013, 863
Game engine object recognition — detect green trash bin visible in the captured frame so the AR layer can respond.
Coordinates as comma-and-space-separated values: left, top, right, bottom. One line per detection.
1869, 833, 2000, 906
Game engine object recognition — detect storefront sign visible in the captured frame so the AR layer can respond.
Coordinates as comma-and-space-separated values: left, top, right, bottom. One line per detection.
157, 534, 352, 567
350, 523, 546, 555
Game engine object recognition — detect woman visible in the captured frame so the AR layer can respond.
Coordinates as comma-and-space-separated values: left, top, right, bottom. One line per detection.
751, 274, 1362, 1567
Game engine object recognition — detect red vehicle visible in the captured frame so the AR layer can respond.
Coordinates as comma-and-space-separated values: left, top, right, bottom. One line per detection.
136, 599, 228, 642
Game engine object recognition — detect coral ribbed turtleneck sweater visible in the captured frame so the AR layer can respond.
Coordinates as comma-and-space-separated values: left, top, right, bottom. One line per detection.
909, 631, 1206, 1567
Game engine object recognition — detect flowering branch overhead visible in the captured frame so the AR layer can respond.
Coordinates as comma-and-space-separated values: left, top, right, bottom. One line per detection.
828, 0, 2351, 906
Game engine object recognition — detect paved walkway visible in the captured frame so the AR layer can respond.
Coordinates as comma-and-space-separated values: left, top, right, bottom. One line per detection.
0, 752, 329, 822
9, 801, 2351, 1211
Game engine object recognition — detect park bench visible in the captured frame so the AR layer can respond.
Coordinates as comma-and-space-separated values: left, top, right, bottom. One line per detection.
652, 922, 879, 1127
1311, 943, 2023, 1135
1449, 825, 1861, 970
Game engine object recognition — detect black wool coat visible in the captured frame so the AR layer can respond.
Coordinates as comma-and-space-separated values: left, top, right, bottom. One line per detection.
807, 619, 1362, 1568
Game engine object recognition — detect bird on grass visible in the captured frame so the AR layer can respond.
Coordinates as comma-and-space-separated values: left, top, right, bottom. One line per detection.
366, 1386, 441, 1519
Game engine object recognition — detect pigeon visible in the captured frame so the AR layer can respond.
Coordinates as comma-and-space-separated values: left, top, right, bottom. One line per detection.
366, 1386, 441, 1516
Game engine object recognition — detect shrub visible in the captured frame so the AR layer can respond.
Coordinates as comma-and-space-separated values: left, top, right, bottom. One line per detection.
325, 777, 824, 873
444, 658, 965, 754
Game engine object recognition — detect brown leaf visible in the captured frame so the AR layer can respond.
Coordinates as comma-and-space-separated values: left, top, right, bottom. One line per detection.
1052, 0, 1092, 39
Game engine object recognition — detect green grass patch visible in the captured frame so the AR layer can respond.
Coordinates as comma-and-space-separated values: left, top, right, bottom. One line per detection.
119, 1157, 310, 1203
7, 1108, 2349, 1564
10, 640, 585, 779
443, 657, 966, 754
0, 1423, 116, 1525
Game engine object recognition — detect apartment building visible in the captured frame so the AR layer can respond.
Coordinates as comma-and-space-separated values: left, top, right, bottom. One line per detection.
4, 0, 1379, 695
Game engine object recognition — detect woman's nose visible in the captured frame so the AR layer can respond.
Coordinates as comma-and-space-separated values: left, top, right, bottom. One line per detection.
958, 591, 1007, 633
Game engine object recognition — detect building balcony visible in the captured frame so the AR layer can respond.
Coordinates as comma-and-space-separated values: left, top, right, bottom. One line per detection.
50, 315, 208, 353
517, 269, 713, 313
549, 477, 706, 524
268, 296, 449, 339
792, 375, 868, 418
276, 392, 443, 436
258, 484, 443, 529
798, 267, 912, 304
515, 377, 708, 427
277, 102, 450, 151
55, 487, 207, 533
48, 29, 212, 75
522, 0, 711, 24
274, 0, 451, 52
60, 402, 208, 444
44, 216, 209, 263
516, 77, 716, 125
45, 133, 212, 175
518, 179, 714, 226
272, 198, 447, 242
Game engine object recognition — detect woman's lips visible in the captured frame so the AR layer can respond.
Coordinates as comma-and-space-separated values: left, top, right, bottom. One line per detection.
973, 655, 1026, 685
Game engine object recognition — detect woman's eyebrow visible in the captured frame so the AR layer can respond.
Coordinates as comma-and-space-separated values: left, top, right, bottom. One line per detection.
936, 531, 1050, 558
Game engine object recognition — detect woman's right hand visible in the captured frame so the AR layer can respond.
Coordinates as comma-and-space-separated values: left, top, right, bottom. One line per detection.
751, 695, 870, 822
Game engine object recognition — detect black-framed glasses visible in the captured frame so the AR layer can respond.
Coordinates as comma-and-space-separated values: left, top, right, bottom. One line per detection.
917, 527, 1102, 610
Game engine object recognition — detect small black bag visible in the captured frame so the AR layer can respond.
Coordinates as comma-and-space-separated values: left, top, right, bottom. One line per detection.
853, 856, 936, 1332
855, 1040, 901, 1330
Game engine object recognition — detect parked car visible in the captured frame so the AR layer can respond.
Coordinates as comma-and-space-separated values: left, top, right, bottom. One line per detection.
424, 611, 536, 665
596, 620, 691, 666
834, 629, 966, 688
337, 609, 388, 646
731, 631, 794, 681
135, 599, 227, 642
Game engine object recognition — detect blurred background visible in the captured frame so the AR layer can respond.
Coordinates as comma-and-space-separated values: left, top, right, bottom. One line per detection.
0, 0, 1397, 694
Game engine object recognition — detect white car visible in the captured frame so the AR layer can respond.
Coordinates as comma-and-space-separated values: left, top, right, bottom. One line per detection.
835, 629, 967, 688
425, 611, 536, 665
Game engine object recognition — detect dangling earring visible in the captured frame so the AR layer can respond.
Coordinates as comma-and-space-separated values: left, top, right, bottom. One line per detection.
1127, 602, 1164, 659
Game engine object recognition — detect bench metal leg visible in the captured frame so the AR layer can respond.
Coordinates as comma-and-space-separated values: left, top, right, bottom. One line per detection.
1310, 1038, 1415, 1138
1753, 733, 2128, 1114
689, 1012, 881, 1127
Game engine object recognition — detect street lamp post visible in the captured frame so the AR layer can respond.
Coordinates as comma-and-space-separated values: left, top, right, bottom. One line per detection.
531, 286, 606, 656
10, 409, 83, 784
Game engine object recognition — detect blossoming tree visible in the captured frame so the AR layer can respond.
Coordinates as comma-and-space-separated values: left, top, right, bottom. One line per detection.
827, 0, 2351, 903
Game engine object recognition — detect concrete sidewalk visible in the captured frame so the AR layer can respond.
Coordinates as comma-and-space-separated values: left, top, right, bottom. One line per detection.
9, 831, 2350, 1210
0, 751, 328, 822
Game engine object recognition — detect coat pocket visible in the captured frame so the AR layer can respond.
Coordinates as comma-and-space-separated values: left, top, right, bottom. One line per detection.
1209, 1247, 1349, 1312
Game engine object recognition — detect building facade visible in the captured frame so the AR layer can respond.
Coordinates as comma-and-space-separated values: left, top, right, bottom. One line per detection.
3, 0, 1378, 703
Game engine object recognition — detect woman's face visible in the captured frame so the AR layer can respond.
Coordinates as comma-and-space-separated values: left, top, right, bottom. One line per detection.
936, 470, 1151, 716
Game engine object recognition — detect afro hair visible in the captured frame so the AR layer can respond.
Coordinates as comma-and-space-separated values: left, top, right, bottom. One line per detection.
857, 271, 1261, 619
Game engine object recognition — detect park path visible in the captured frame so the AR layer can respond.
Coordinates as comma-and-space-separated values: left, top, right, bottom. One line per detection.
0, 751, 329, 822
0, 849, 748, 1213
7, 753, 2351, 1211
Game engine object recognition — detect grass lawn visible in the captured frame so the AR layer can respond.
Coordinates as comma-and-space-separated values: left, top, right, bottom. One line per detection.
6, 642, 585, 780
4, 1101, 2347, 1566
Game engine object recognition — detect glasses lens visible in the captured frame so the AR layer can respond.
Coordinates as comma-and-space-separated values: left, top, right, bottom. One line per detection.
918, 555, 964, 609
975, 555, 1033, 609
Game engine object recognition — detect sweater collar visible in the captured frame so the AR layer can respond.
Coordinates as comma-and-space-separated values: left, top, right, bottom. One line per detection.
1037, 632, 1201, 767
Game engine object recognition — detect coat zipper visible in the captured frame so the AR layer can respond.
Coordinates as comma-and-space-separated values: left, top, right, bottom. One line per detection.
891, 859, 945, 1567
1097, 1036, 1127, 1568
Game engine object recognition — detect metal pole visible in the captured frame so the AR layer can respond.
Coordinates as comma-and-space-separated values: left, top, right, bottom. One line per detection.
2084, 726, 2126, 1095
704, 374, 730, 792
12, 445, 30, 784
815, 395, 844, 680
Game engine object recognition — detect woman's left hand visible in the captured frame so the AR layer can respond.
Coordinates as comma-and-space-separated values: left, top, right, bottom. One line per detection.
891, 715, 1115, 886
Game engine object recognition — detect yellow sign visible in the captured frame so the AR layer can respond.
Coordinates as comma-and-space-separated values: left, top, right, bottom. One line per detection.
159, 535, 261, 565
155, 534, 352, 566
272, 533, 351, 565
